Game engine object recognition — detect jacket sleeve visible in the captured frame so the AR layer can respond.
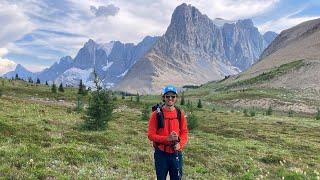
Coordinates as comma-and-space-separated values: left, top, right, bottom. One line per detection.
148, 112, 168, 144
179, 111, 189, 150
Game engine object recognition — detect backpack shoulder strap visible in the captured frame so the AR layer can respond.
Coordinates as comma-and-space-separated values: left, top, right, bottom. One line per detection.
156, 106, 164, 130
175, 107, 182, 131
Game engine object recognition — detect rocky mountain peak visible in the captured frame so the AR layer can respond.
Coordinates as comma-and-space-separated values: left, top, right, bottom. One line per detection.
237, 19, 254, 27
83, 39, 98, 52
15, 64, 28, 71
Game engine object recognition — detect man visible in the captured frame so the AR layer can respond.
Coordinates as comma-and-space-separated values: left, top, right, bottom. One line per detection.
148, 85, 189, 180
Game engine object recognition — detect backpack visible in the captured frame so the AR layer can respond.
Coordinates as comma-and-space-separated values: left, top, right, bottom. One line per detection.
152, 104, 182, 130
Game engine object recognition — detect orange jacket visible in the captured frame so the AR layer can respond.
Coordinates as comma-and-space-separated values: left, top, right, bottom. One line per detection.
148, 107, 188, 153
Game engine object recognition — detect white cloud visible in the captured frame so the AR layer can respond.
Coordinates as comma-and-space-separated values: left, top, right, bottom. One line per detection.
0, 1, 35, 47
0, 48, 9, 56
0, 58, 16, 75
178, 0, 280, 20
258, 14, 320, 33
90, 4, 120, 17
0, 47, 16, 75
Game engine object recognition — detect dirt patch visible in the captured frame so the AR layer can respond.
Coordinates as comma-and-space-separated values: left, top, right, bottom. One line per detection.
221, 98, 318, 114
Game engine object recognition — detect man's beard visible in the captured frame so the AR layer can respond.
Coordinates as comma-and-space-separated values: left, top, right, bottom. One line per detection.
166, 102, 174, 107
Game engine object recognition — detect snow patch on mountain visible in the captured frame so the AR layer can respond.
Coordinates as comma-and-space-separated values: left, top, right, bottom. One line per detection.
55, 68, 94, 86
117, 69, 128, 77
102, 61, 114, 71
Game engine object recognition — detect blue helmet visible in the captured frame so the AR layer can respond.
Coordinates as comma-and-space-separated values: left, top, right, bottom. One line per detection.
163, 85, 177, 95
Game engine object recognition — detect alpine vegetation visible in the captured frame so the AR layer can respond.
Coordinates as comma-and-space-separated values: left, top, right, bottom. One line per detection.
84, 71, 114, 130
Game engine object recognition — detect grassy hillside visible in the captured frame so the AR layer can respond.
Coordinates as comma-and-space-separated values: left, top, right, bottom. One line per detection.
184, 60, 320, 115
1, 78, 320, 179
217, 60, 305, 91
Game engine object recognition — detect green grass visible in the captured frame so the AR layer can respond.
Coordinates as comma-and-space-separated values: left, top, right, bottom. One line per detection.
1, 78, 320, 178
0, 78, 87, 102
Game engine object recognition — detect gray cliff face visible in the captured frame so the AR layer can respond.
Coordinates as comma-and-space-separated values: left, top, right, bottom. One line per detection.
38, 56, 73, 82
115, 3, 276, 94
222, 19, 267, 70
99, 36, 158, 86
162, 4, 275, 71
73, 39, 108, 70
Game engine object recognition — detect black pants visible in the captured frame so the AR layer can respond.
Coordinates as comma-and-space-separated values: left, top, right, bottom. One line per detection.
154, 148, 183, 180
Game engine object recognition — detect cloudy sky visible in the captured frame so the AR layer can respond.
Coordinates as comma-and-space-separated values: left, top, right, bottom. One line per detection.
1, 0, 320, 74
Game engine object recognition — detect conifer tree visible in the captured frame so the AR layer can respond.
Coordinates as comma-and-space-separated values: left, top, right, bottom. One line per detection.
51, 83, 57, 93
180, 92, 185, 105
136, 93, 140, 103
45, 81, 48, 86
197, 99, 202, 108
78, 79, 86, 94
15, 73, 19, 80
84, 70, 114, 130
58, 83, 64, 92
36, 78, 41, 84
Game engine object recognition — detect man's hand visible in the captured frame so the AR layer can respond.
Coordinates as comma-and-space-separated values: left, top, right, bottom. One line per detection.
167, 131, 179, 142
174, 143, 181, 151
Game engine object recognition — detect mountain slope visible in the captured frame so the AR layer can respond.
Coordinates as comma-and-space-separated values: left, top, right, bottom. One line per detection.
227, 18, 320, 91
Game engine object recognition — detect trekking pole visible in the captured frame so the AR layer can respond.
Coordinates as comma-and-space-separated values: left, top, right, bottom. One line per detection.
174, 141, 181, 180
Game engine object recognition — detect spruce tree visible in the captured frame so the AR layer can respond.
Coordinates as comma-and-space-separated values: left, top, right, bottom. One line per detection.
58, 83, 64, 92
45, 81, 48, 86
136, 93, 140, 103
84, 70, 114, 130
51, 83, 57, 93
78, 79, 86, 94
36, 78, 41, 84
288, 109, 294, 117
197, 99, 202, 108
180, 92, 185, 105
15, 73, 19, 80
187, 113, 199, 130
